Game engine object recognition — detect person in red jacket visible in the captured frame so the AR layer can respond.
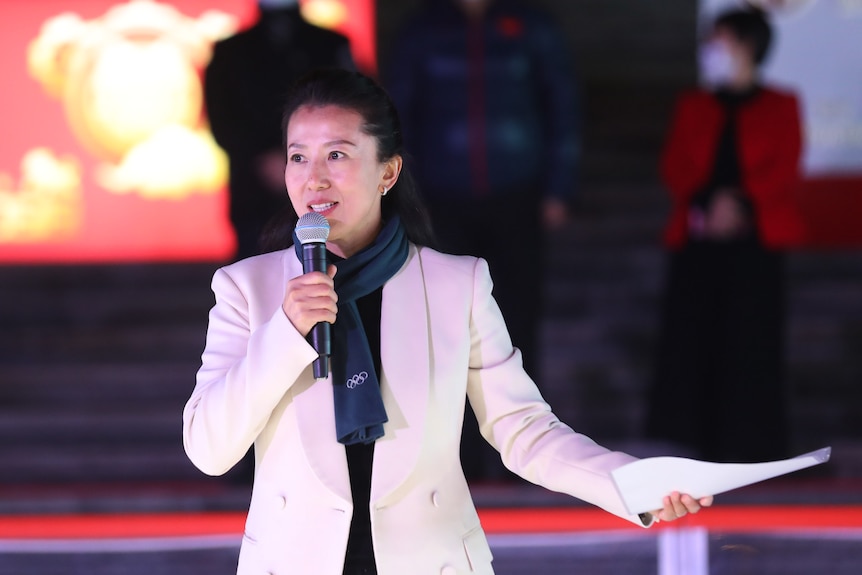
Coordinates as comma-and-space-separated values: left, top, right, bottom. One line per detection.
645, 7, 806, 463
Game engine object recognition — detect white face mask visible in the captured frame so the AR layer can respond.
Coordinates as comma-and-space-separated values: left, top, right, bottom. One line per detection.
698, 40, 737, 88
258, 0, 299, 8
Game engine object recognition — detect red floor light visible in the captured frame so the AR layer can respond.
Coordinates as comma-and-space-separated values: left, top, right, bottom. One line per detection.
2, 506, 861, 541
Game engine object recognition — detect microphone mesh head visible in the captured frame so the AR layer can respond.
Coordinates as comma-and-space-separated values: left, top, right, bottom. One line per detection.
295, 212, 330, 244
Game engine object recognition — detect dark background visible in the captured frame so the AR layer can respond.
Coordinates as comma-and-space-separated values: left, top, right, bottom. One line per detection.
1, 0, 860, 513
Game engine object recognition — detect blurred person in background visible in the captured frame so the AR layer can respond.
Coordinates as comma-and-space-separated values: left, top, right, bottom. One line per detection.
384, 0, 580, 482
205, 0, 354, 261
645, 6, 806, 463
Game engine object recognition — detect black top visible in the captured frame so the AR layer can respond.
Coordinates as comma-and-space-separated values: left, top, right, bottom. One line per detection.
342, 287, 382, 575
690, 86, 760, 243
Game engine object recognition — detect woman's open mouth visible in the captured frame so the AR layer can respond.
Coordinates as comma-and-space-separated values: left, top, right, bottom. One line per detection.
309, 202, 337, 214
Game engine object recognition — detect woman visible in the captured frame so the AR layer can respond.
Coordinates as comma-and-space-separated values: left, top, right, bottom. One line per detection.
646, 8, 806, 463
183, 69, 709, 575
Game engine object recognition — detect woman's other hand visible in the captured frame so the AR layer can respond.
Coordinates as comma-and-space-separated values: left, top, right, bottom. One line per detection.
282, 264, 338, 336
652, 491, 713, 523
705, 189, 749, 239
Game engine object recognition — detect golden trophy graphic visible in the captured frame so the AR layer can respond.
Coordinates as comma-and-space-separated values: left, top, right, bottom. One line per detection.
1, 0, 364, 247
27, 0, 238, 199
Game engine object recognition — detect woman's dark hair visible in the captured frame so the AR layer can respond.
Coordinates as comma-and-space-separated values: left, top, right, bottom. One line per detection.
714, 7, 773, 65
258, 68, 436, 252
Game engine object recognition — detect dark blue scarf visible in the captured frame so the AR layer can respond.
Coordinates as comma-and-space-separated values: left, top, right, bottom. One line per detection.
294, 217, 409, 445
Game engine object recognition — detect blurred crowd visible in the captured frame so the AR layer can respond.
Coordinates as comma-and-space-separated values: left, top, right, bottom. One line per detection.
207, 0, 808, 483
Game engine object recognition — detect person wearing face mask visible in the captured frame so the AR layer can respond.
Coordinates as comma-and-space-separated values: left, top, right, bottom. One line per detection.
205, 0, 354, 262
645, 7, 806, 464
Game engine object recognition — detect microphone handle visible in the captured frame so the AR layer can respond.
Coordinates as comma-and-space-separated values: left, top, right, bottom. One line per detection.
302, 242, 331, 379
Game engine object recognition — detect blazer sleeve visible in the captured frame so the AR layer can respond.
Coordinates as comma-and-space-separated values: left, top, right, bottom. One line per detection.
743, 92, 802, 204
183, 266, 318, 476
660, 92, 720, 203
465, 258, 650, 527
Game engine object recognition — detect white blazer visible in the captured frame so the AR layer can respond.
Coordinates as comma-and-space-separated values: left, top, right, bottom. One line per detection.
183, 244, 647, 575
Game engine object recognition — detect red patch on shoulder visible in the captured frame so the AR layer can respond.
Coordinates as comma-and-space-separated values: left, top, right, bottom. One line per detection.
497, 16, 524, 38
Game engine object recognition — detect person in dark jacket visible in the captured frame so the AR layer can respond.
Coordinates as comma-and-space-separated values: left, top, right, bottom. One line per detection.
384, 0, 580, 481
205, 0, 353, 261
645, 7, 806, 464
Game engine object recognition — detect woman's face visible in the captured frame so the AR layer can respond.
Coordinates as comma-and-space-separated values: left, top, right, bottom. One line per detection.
285, 104, 400, 258
714, 26, 756, 65
699, 26, 756, 89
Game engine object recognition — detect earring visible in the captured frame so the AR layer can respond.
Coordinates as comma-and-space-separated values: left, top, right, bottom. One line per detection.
381, 186, 389, 196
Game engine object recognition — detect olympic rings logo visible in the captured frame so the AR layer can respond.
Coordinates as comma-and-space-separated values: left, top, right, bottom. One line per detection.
346, 371, 369, 389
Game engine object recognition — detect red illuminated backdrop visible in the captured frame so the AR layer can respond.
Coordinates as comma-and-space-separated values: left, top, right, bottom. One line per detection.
0, 0, 375, 264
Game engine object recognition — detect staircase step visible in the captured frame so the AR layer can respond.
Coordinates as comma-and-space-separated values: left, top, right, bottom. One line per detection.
0, 443, 201, 483
0, 324, 207, 364
0, 408, 181, 444
0, 361, 199, 406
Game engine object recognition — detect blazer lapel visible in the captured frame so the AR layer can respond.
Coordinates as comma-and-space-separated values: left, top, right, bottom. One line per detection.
285, 245, 432, 507
286, 251, 352, 504
371, 244, 431, 505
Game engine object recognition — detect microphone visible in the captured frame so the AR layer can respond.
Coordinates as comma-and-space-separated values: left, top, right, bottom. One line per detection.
295, 212, 331, 379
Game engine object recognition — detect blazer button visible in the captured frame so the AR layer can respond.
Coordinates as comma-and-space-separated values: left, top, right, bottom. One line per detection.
277, 495, 287, 509
431, 490, 441, 508
440, 565, 457, 575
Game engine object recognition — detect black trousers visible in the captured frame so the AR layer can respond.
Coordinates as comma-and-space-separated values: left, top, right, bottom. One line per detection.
426, 190, 543, 379
426, 189, 543, 482
645, 241, 788, 463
